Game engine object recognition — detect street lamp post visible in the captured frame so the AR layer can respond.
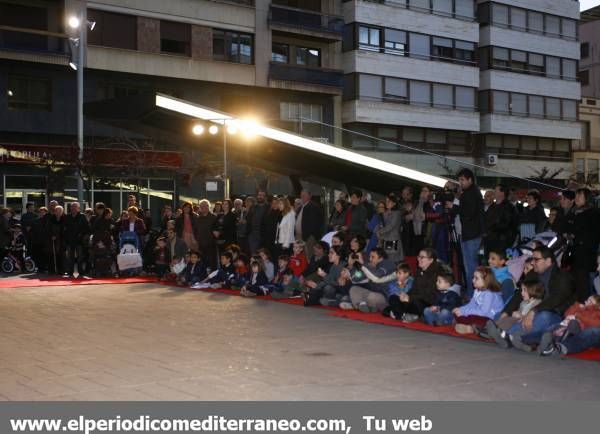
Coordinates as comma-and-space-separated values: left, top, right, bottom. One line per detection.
76, 7, 86, 204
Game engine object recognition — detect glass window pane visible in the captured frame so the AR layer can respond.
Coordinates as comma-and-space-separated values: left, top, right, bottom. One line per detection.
384, 77, 407, 101
239, 34, 252, 64
504, 135, 520, 149
403, 127, 425, 142
409, 0, 430, 11
410, 81, 431, 106
427, 129, 446, 144
492, 47, 509, 68
272, 43, 288, 63
432, 0, 452, 16
562, 59, 577, 80
528, 12, 544, 34
358, 26, 369, 45
454, 40, 475, 63
384, 29, 406, 55
455, 0, 474, 19
562, 19, 576, 39
546, 57, 561, 78
522, 137, 537, 151
432, 37, 453, 60
528, 53, 544, 74
529, 95, 544, 117
376, 127, 398, 150
511, 50, 527, 70
455, 86, 475, 110
433, 83, 453, 108
409, 33, 430, 60
493, 4, 509, 26
359, 75, 382, 100
546, 98, 561, 119
493, 91, 509, 113
562, 100, 577, 121
546, 15, 560, 36
511, 93, 527, 116
539, 138, 553, 151
555, 139, 570, 152
510, 8, 526, 30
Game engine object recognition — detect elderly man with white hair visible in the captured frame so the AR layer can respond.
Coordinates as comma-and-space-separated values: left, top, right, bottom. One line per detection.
196, 199, 218, 269
63, 201, 91, 278
47, 204, 65, 275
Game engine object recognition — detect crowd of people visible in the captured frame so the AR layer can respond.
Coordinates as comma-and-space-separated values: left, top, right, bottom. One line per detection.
1, 168, 600, 357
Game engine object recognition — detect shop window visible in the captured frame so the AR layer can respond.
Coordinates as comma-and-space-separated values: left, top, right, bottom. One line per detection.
376, 127, 399, 150
521, 137, 537, 152
576, 158, 585, 182
589, 159, 600, 183
403, 127, 425, 143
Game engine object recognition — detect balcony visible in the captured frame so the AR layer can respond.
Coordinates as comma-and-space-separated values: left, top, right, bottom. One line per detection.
268, 4, 344, 41
0, 25, 68, 55
269, 61, 343, 91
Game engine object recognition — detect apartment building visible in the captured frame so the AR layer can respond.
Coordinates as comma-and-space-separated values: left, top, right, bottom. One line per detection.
341, 0, 581, 183
0, 0, 344, 214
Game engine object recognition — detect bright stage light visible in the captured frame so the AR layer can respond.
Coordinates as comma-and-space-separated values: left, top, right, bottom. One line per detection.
208, 125, 219, 135
68, 16, 81, 29
192, 124, 205, 135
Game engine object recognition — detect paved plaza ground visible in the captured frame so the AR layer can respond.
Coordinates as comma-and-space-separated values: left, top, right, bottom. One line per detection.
1, 281, 599, 401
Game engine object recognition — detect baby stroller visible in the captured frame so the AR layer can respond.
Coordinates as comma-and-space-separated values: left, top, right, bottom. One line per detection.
89, 235, 115, 277
1, 225, 36, 273
117, 231, 143, 276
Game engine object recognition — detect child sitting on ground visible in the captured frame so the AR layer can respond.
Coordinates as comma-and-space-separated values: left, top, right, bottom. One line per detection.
154, 237, 170, 279
423, 273, 462, 326
240, 259, 269, 297
265, 255, 291, 294
230, 254, 249, 289
539, 295, 600, 356
205, 251, 236, 288
180, 251, 208, 288
486, 278, 545, 348
257, 248, 275, 282
289, 240, 308, 277
453, 266, 504, 334
387, 262, 414, 297
488, 249, 515, 302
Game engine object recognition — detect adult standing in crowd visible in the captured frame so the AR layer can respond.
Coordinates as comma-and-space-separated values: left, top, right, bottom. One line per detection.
447, 168, 484, 298
377, 193, 403, 263
20, 203, 36, 248
175, 202, 199, 252
90, 202, 112, 247
275, 197, 295, 256
343, 190, 368, 238
118, 206, 146, 244
127, 194, 145, 220
48, 205, 65, 275
247, 190, 268, 254
30, 207, 48, 272
518, 190, 547, 239
235, 197, 249, 254
295, 190, 323, 257
563, 188, 600, 302
215, 199, 238, 250
166, 226, 187, 260
0, 208, 11, 249
328, 199, 346, 233
261, 196, 281, 257
196, 199, 217, 269
63, 202, 90, 278
160, 205, 174, 232
484, 184, 517, 258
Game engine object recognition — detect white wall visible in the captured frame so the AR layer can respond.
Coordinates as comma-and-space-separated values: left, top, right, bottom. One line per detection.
480, 27, 579, 59
480, 114, 581, 139
480, 70, 580, 99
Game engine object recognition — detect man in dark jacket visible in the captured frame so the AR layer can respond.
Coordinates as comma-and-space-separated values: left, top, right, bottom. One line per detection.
484, 184, 517, 258
446, 168, 484, 298
500, 246, 575, 351
343, 190, 368, 238
246, 191, 268, 255
295, 190, 324, 257
196, 199, 217, 269
48, 205, 66, 275
63, 202, 91, 277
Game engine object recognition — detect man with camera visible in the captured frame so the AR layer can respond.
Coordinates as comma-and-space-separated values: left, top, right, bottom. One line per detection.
445, 168, 484, 298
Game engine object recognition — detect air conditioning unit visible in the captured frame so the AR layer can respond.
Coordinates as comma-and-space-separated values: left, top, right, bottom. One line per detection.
487, 154, 498, 166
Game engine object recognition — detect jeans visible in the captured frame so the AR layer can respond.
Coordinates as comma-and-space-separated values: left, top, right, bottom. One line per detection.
509, 311, 562, 345
562, 327, 600, 354
423, 308, 454, 326
349, 286, 388, 312
460, 236, 481, 298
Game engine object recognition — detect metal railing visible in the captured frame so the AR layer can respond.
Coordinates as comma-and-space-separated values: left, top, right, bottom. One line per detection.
269, 61, 344, 87
269, 4, 344, 34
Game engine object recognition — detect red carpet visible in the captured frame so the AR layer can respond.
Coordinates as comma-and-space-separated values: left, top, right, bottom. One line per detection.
0, 276, 158, 288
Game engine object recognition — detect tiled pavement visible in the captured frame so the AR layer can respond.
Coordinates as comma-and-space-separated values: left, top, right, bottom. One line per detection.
1, 282, 599, 401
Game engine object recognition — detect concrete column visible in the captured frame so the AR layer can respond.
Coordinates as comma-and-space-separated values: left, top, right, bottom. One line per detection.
137, 17, 160, 53
254, 0, 271, 87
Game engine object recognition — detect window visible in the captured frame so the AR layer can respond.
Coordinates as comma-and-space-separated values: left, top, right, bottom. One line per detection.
403, 127, 425, 143
528, 53, 544, 74
589, 159, 600, 183
545, 98, 561, 119
486, 134, 502, 151
7, 75, 51, 111
581, 42, 590, 59
576, 158, 585, 182
384, 29, 406, 55
213, 30, 254, 64
546, 56, 561, 79
432, 0, 452, 16
562, 59, 577, 80
377, 127, 399, 150
504, 135, 520, 150
297, 47, 320, 67
359, 75, 382, 100
409, 33, 430, 60
410, 81, 431, 106
545, 15, 560, 36
455, 0, 474, 19
479, 91, 490, 113
272, 43, 289, 63
492, 47, 509, 68
432, 37, 453, 61
409, 0, 430, 11
510, 93, 527, 116
579, 70, 590, 86
433, 83, 453, 108
87, 10, 137, 50
561, 19, 576, 40
492, 4, 509, 27
454, 41, 475, 64
160, 20, 190, 56
529, 95, 544, 118
493, 91, 509, 113
539, 138, 553, 152
510, 50, 527, 71
280, 102, 323, 122
522, 137, 537, 152
384, 78, 408, 101
528, 11, 544, 34
510, 8, 526, 30
359, 26, 380, 51
455, 86, 475, 110
562, 100, 577, 121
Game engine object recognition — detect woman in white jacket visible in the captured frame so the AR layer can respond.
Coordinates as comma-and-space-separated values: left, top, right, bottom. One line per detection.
275, 197, 296, 256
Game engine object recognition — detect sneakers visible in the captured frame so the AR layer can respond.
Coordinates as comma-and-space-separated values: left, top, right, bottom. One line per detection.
486, 320, 511, 349
401, 313, 419, 323
339, 301, 354, 311
510, 334, 533, 352
538, 332, 556, 356
358, 302, 370, 313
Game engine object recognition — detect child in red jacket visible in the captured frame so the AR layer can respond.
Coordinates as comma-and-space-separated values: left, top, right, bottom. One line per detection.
289, 240, 308, 277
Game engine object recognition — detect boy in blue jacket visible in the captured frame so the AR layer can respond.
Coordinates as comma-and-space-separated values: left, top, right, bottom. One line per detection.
183, 251, 207, 287
205, 251, 236, 288
488, 249, 516, 302
423, 273, 462, 326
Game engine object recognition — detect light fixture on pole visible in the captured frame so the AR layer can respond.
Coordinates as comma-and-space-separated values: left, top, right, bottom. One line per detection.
192, 124, 205, 135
